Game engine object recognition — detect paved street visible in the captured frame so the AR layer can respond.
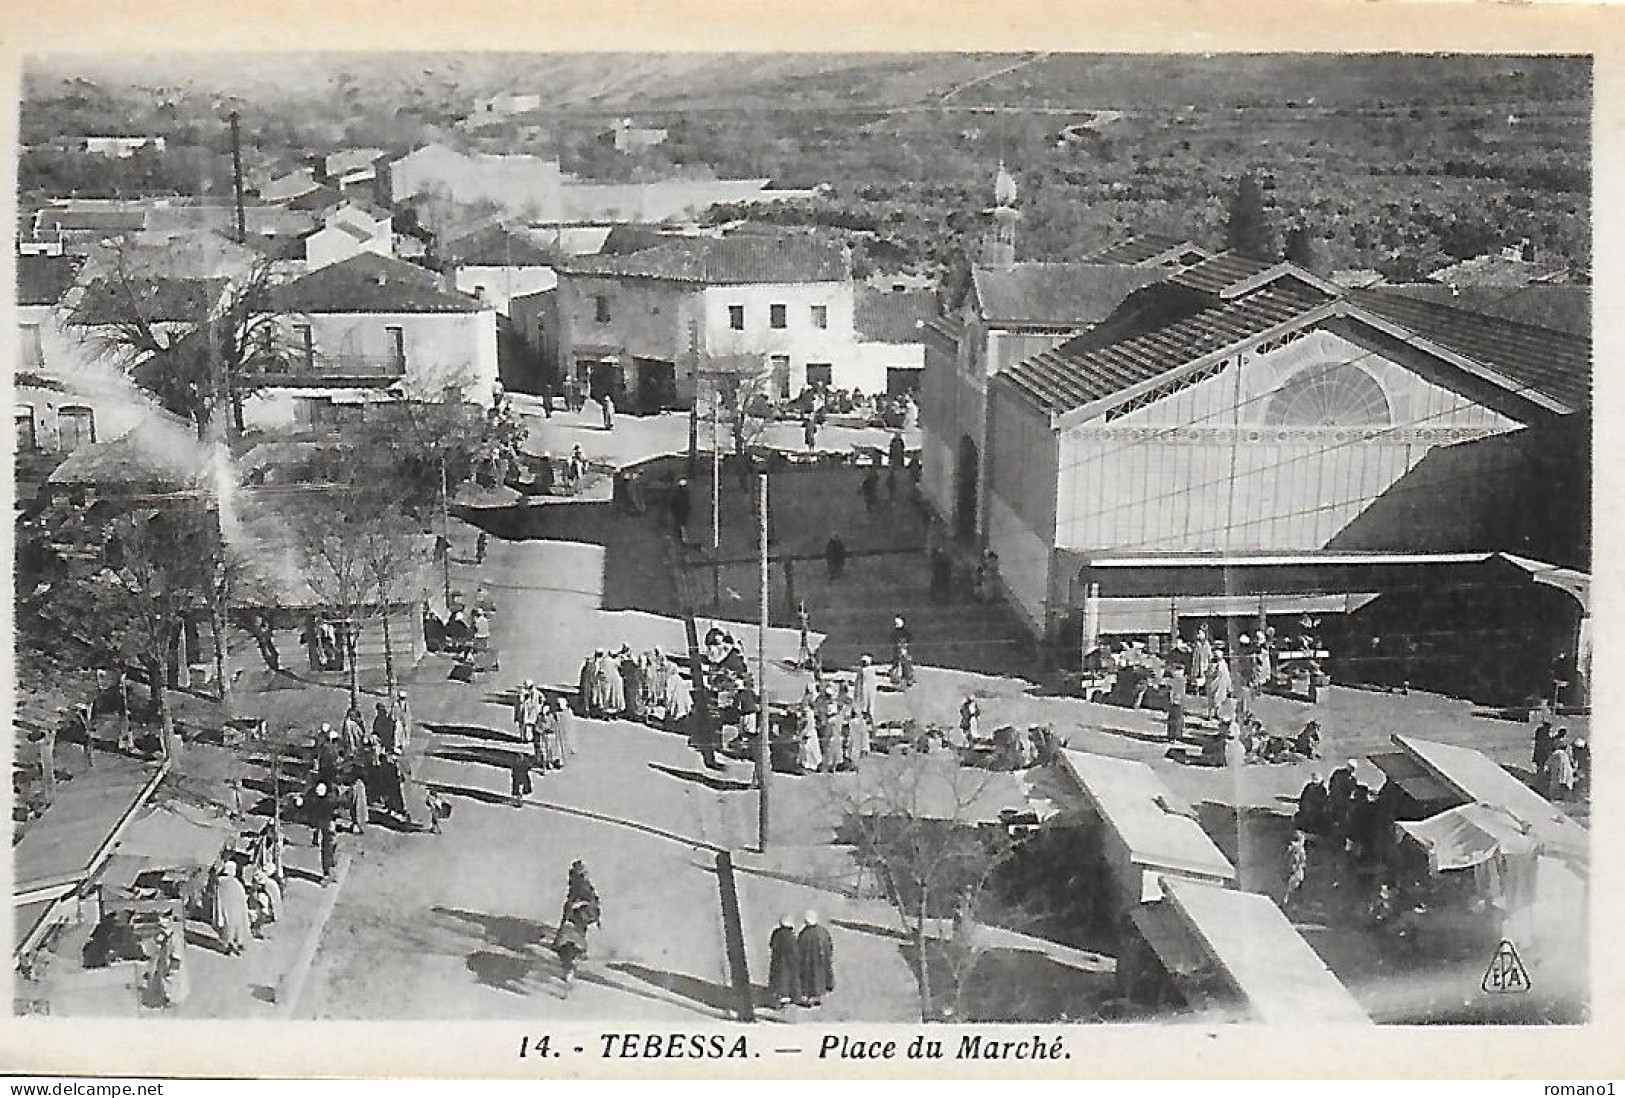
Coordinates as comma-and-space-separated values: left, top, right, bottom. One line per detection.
280, 409, 1583, 1022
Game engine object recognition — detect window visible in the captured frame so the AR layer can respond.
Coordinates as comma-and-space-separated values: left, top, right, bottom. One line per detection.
594, 294, 612, 323
15, 407, 36, 452
728, 304, 745, 330
769, 355, 791, 400
770, 303, 787, 329
19, 324, 43, 368
1262, 363, 1391, 427
385, 326, 406, 371
294, 324, 314, 370
810, 305, 828, 330
806, 363, 833, 389
57, 405, 96, 452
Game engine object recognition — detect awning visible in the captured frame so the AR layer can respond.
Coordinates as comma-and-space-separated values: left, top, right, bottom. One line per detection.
1498, 553, 1590, 614
1092, 593, 1377, 635
1161, 878, 1371, 1025
1058, 749, 1237, 884
1398, 802, 1539, 873
1393, 735, 1588, 869
1366, 750, 1462, 808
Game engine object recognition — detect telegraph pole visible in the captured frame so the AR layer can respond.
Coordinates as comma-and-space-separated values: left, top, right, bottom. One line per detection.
440, 456, 453, 607
757, 471, 771, 851
228, 110, 246, 245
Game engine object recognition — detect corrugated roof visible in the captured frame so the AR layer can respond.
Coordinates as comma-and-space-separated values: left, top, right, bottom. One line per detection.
1086, 234, 1200, 266
564, 234, 849, 285
970, 263, 1165, 326
1001, 280, 1332, 414
855, 287, 937, 343
1350, 288, 1591, 411
274, 253, 482, 314
75, 276, 230, 325
1168, 251, 1280, 296
18, 255, 84, 307
1368, 283, 1591, 340
443, 225, 558, 268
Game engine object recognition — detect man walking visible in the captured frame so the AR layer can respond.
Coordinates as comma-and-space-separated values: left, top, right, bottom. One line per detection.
767, 916, 801, 1008
797, 911, 835, 1008
390, 690, 414, 754
825, 533, 847, 581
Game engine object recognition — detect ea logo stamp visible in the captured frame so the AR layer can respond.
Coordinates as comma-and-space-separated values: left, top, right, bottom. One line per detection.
1482, 939, 1532, 994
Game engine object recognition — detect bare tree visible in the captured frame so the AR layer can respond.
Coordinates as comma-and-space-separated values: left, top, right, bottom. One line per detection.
837, 748, 1015, 1021
698, 351, 776, 457
359, 509, 432, 696
289, 487, 382, 710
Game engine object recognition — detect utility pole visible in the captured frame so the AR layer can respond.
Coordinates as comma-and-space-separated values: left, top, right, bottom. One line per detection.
228, 110, 246, 246
757, 471, 770, 851
440, 456, 453, 607
711, 388, 721, 552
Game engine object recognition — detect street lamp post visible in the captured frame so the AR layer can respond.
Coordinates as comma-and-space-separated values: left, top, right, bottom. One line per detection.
757, 471, 770, 851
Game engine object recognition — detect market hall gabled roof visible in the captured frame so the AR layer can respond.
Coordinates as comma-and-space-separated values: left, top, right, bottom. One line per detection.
999, 277, 1335, 415
994, 256, 1592, 422
1349, 288, 1592, 413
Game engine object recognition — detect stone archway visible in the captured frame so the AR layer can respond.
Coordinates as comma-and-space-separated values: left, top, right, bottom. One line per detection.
955, 434, 979, 543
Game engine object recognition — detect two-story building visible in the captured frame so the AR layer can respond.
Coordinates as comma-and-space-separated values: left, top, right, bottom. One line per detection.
246, 253, 498, 428
555, 234, 855, 412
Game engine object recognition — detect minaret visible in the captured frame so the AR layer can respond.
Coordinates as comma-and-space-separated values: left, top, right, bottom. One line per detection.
981, 160, 1020, 269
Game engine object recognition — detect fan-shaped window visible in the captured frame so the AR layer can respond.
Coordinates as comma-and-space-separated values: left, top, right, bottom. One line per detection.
1262, 363, 1391, 427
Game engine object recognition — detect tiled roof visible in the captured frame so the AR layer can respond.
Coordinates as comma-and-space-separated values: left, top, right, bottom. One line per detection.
564, 234, 849, 285
274, 253, 481, 314
970, 263, 1164, 326
75, 276, 230, 324
1368, 284, 1590, 340
287, 184, 345, 212
47, 418, 207, 488
1350, 288, 1591, 411
1086, 234, 1200, 266
443, 225, 558, 267
599, 224, 675, 256
855, 287, 937, 343
1000, 280, 1335, 414
1168, 251, 1280, 296
18, 255, 84, 307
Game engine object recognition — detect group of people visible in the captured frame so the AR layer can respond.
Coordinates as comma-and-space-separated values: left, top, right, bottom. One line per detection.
765, 911, 837, 1009
299, 616, 350, 673
424, 601, 492, 657
791, 665, 879, 775
577, 646, 694, 729
300, 690, 425, 870
1293, 758, 1399, 862
508, 679, 576, 804
1532, 719, 1588, 801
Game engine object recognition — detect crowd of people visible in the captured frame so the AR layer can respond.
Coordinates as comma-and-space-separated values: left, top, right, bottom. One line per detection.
577, 645, 694, 729
1531, 717, 1588, 801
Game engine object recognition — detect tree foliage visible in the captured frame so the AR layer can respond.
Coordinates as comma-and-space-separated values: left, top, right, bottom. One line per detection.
1224, 173, 1275, 259
63, 243, 292, 440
